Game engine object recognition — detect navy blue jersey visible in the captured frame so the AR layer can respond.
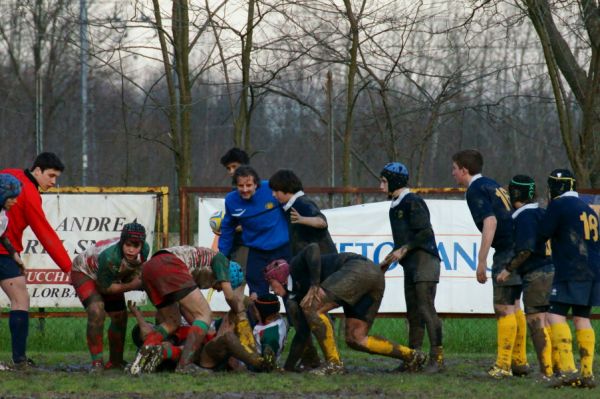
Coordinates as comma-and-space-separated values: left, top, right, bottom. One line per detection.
290, 252, 364, 299
389, 192, 439, 260
538, 194, 600, 282
466, 176, 514, 251
511, 204, 551, 274
286, 195, 337, 256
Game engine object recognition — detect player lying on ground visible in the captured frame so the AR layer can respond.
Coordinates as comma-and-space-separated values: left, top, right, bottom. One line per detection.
138, 246, 252, 373
127, 300, 278, 373
70, 221, 149, 370
266, 243, 427, 375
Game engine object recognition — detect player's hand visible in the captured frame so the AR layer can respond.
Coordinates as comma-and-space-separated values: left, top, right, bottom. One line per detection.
290, 208, 303, 224
127, 300, 138, 313
300, 286, 321, 309
390, 246, 409, 262
496, 269, 511, 283
13, 253, 25, 275
249, 292, 258, 302
476, 262, 488, 284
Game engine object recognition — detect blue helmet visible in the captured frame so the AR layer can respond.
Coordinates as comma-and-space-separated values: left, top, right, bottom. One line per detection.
229, 261, 244, 289
380, 162, 409, 193
0, 174, 22, 209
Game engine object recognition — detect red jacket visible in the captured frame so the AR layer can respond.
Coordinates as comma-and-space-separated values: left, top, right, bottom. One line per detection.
0, 168, 71, 273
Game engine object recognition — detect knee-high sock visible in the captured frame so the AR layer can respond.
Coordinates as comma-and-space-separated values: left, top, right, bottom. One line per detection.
178, 321, 208, 367
550, 322, 576, 373
309, 313, 341, 365
575, 328, 595, 377
86, 315, 104, 364
108, 316, 127, 365
548, 326, 560, 373
234, 318, 257, 354
364, 336, 414, 361
9, 310, 29, 363
495, 314, 517, 370
161, 342, 182, 361
529, 323, 552, 377
512, 309, 528, 366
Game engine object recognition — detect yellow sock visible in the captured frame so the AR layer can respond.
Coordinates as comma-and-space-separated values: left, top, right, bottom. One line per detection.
312, 314, 341, 365
365, 336, 413, 361
234, 318, 256, 354
540, 326, 553, 377
512, 310, 528, 366
548, 326, 560, 373
576, 328, 595, 377
550, 322, 576, 373
496, 314, 517, 370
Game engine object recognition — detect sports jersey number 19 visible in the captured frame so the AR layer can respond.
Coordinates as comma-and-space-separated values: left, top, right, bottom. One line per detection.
580, 212, 599, 242
495, 188, 511, 211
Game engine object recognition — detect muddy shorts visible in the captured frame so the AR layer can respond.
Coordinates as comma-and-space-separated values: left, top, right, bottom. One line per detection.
70, 270, 126, 312
321, 258, 385, 324
491, 248, 522, 305
521, 264, 554, 314
402, 250, 440, 283
142, 252, 197, 308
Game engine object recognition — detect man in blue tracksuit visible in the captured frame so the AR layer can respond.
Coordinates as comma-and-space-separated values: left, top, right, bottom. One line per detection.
219, 165, 291, 297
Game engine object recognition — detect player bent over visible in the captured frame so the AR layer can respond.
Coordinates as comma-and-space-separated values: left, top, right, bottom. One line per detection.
538, 169, 599, 389
267, 243, 426, 375
496, 175, 554, 379
136, 246, 251, 373
70, 221, 149, 370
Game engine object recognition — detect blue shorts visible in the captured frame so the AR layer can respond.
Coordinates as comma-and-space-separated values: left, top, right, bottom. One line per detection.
246, 244, 291, 297
550, 280, 600, 307
0, 254, 23, 281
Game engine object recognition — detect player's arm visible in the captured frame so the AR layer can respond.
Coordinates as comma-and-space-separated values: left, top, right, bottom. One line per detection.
221, 281, 244, 314
96, 252, 141, 295
0, 236, 24, 273
24, 193, 71, 272
388, 199, 434, 262
477, 215, 496, 284
497, 250, 531, 283
289, 206, 327, 229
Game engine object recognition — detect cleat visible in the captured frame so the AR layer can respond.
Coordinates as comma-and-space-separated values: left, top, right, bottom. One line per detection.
127, 351, 144, 375
139, 345, 163, 373
309, 362, 345, 376
511, 363, 531, 377
12, 358, 36, 371
261, 347, 277, 372
487, 365, 513, 379
579, 375, 596, 389
405, 350, 427, 372
547, 370, 580, 388
423, 347, 444, 374
89, 360, 104, 373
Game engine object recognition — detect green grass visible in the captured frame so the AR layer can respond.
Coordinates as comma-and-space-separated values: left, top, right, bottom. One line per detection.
1, 317, 600, 398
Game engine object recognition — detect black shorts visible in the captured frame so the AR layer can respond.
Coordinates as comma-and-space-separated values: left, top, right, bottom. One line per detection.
550, 280, 600, 307
493, 285, 522, 306
521, 265, 554, 314
321, 258, 384, 324
0, 255, 23, 281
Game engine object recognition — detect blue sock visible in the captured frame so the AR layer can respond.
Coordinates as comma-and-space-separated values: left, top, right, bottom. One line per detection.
9, 310, 29, 363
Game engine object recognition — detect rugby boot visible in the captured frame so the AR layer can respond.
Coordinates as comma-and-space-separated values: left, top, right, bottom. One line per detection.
579, 375, 596, 389
12, 358, 35, 371
139, 345, 164, 373
310, 361, 345, 376
424, 346, 444, 373
511, 362, 532, 377
405, 350, 427, 372
487, 364, 513, 379
547, 370, 581, 388
260, 346, 277, 372
89, 360, 104, 373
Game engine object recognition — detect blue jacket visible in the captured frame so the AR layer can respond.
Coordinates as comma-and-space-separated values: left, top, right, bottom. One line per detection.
218, 180, 289, 255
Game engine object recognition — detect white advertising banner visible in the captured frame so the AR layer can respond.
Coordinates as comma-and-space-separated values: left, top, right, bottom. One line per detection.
197, 198, 494, 314
0, 194, 156, 308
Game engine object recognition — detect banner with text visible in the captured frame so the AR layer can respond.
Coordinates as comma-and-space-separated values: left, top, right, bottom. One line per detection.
0, 194, 156, 308
197, 197, 493, 314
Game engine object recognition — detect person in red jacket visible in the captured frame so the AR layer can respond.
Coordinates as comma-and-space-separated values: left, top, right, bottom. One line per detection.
0, 152, 71, 369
